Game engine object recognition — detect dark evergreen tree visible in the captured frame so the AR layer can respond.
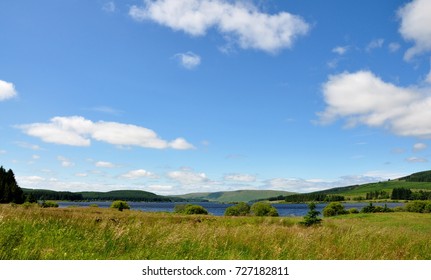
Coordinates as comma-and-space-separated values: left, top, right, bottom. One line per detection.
0, 166, 25, 204
300, 202, 322, 226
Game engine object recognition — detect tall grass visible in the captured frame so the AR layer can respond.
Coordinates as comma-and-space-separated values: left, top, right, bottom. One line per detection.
1, 204, 431, 260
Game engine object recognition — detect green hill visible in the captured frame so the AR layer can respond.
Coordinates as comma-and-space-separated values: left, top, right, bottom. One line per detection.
398, 170, 431, 182
23, 188, 183, 202
281, 170, 431, 201
175, 190, 296, 203
78, 190, 175, 202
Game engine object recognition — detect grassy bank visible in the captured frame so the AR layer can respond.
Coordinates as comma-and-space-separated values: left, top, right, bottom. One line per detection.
1, 204, 431, 260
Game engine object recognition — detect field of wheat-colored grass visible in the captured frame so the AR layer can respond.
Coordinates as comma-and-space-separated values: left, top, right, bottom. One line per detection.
1, 204, 431, 260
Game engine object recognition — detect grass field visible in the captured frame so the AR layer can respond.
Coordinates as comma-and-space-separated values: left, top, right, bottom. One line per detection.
1, 204, 431, 260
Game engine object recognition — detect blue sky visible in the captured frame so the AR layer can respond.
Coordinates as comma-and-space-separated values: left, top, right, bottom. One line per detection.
1, 0, 431, 195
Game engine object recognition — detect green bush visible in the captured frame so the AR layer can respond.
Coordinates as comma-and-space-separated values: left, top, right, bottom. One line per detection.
174, 204, 208, 215
40, 201, 59, 208
322, 202, 348, 217
392, 206, 405, 212
348, 208, 359, 214
250, 202, 279, 217
110, 200, 130, 211
360, 202, 376, 213
405, 201, 431, 213
224, 202, 250, 216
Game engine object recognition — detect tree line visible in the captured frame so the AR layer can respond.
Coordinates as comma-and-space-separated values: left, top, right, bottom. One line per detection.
391, 187, 431, 200
283, 193, 345, 203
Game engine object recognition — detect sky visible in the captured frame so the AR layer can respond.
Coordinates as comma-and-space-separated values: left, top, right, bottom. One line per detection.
1, 0, 431, 195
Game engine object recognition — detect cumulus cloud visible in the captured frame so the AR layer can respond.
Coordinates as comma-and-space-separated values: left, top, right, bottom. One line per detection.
398, 0, 431, 60
366, 38, 384, 52
262, 173, 397, 193
95, 161, 116, 168
224, 173, 256, 182
57, 156, 74, 167
121, 169, 157, 179
0, 80, 18, 101
332, 46, 348, 55
167, 169, 209, 185
413, 142, 427, 151
405, 156, 428, 163
318, 70, 431, 138
17, 116, 195, 150
175, 52, 201, 69
129, 0, 309, 53
388, 42, 401, 53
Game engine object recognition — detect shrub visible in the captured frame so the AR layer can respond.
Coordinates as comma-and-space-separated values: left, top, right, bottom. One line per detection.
224, 202, 250, 216
300, 202, 322, 227
174, 204, 208, 215
22, 202, 36, 209
322, 202, 348, 217
392, 206, 405, 212
89, 204, 99, 208
40, 201, 59, 208
348, 208, 359, 214
250, 202, 279, 217
405, 201, 431, 213
361, 202, 376, 213
110, 200, 130, 211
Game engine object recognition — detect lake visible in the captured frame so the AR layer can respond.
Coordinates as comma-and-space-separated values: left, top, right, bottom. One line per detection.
57, 201, 404, 217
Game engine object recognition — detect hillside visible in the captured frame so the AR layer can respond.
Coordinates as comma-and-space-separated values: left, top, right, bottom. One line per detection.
175, 190, 296, 203
281, 170, 431, 201
78, 190, 175, 202
23, 188, 183, 202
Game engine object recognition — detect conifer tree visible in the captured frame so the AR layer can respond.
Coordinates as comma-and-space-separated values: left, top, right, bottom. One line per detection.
0, 166, 25, 204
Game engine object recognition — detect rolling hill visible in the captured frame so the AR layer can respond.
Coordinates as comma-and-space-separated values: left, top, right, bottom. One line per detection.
22, 189, 184, 202
281, 170, 431, 201
175, 190, 296, 203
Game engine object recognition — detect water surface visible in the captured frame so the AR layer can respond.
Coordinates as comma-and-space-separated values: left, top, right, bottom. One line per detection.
57, 201, 404, 217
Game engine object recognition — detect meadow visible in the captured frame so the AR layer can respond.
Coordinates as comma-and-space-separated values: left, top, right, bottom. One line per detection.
1, 204, 431, 260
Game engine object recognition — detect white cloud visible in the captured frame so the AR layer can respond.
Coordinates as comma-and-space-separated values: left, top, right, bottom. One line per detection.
129, 0, 309, 53
90, 106, 122, 115
17, 116, 195, 150
388, 42, 401, 53
57, 156, 74, 167
95, 161, 115, 168
167, 169, 209, 185
427, 58, 431, 84
413, 142, 427, 151
168, 137, 196, 150
75, 173, 88, 177
398, 0, 431, 60
318, 70, 431, 138
262, 173, 397, 193
366, 38, 384, 52
224, 173, 256, 182
121, 169, 157, 179
174, 52, 201, 69
15, 142, 42, 150
332, 46, 348, 55
405, 156, 428, 163
0, 80, 18, 101
103, 1, 116, 13
0, 150, 6, 155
